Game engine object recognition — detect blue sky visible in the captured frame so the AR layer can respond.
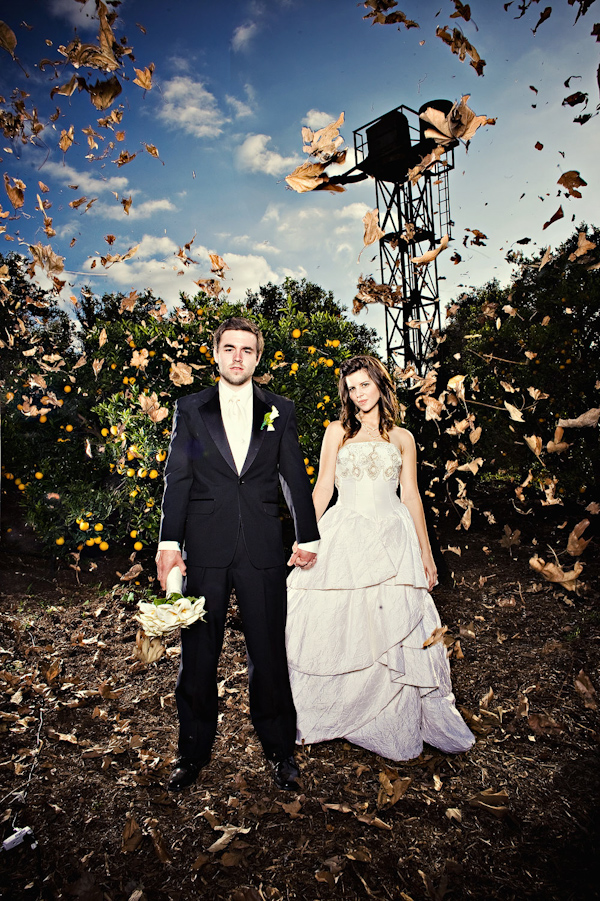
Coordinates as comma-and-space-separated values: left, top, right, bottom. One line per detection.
1, 0, 598, 340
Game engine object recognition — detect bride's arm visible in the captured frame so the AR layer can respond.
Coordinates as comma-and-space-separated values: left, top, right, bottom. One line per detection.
312, 421, 343, 522
396, 429, 437, 590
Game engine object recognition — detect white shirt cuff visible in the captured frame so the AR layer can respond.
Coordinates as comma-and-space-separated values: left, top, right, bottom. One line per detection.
158, 541, 181, 551
298, 540, 320, 554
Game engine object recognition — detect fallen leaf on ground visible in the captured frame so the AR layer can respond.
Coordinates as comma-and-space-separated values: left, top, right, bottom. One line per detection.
574, 670, 597, 710
528, 713, 564, 735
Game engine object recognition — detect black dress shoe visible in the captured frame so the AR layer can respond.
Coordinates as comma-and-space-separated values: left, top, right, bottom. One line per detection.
167, 755, 209, 792
271, 755, 301, 791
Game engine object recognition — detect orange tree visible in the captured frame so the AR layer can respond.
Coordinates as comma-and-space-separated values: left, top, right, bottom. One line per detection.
403, 225, 600, 523
1, 269, 379, 556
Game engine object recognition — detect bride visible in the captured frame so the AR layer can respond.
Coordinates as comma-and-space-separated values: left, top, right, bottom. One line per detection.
286, 355, 474, 761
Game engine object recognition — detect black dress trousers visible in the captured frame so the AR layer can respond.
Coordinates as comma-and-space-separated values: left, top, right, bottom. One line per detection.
175, 530, 296, 762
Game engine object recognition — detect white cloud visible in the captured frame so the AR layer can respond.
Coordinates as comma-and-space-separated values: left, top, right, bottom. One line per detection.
222, 252, 278, 297
83, 236, 279, 304
160, 76, 227, 138
228, 234, 282, 255
91, 198, 177, 220
226, 84, 256, 119
302, 109, 335, 130
232, 22, 259, 52
49, 0, 98, 31
135, 235, 180, 260
236, 134, 300, 177
41, 161, 129, 195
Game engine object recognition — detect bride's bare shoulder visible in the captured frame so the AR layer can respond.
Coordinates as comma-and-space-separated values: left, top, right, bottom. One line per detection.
389, 426, 415, 452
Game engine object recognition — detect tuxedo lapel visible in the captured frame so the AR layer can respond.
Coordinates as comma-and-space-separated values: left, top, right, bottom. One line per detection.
198, 388, 237, 474
241, 386, 271, 476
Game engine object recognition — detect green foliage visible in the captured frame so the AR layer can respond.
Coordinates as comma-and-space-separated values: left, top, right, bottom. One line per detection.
1, 269, 379, 555
408, 225, 600, 516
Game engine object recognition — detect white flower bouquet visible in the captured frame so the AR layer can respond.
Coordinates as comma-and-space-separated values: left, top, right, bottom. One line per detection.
134, 567, 206, 639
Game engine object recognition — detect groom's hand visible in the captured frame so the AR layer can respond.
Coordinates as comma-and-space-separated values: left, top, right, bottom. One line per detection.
156, 549, 186, 591
288, 542, 317, 569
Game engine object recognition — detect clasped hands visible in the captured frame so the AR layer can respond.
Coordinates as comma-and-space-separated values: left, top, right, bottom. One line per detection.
156, 543, 316, 591
288, 541, 317, 570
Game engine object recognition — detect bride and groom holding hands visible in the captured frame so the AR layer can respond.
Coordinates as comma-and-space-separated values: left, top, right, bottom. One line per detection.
155, 316, 474, 793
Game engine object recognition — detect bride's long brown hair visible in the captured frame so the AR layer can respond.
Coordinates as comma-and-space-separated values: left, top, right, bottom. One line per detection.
338, 356, 399, 443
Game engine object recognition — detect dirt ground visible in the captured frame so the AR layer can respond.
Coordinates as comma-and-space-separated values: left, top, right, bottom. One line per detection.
1, 493, 599, 901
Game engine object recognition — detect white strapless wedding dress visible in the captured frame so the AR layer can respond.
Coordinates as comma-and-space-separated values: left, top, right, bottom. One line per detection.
286, 440, 474, 761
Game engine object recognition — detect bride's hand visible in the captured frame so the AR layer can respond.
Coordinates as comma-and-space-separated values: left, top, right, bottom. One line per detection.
421, 550, 437, 591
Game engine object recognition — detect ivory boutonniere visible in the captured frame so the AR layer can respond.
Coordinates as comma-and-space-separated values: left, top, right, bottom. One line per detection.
261, 405, 280, 431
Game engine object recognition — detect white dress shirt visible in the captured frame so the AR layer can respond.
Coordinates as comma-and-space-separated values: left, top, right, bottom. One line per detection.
218, 378, 253, 474
158, 380, 319, 555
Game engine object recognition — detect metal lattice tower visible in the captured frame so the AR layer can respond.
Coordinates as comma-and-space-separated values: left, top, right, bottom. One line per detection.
353, 103, 456, 372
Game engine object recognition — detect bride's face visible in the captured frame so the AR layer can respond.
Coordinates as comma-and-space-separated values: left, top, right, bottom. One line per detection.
346, 369, 381, 415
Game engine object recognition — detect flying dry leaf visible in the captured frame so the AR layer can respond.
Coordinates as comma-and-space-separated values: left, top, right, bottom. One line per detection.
59, 125, 75, 153
87, 75, 122, 110
585, 502, 600, 514
504, 401, 525, 422
532, 6, 552, 32
411, 234, 449, 267
524, 434, 543, 457
363, 2, 419, 28
302, 112, 345, 162
134, 629, 165, 664
0, 20, 17, 57
92, 358, 104, 378
529, 555, 583, 591
115, 150, 137, 167
539, 246, 552, 269
568, 230, 596, 260
144, 143, 161, 159
209, 252, 229, 278
362, 208, 384, 248
98, 327, 107, 348
4, 174, 26, 210
562, 90, 587, 107
29, 242, 65, 278
170, 362, 193, 387
133, 63, 155, 90
131, 348, 149, 369
447, 373, 466, 400
558, 170, 587, 198
558, 408, 600, 428
423, 626, 448, 648
285, 160, 344, 194
435, 28, 486, 75
542, 205, 564, 230
352, 276, 403, 313
567, 519, 591, 556
546, 424, 569, 453
139, 392, 169, 423
101, 246, 139, 269
574, 670, 597, 710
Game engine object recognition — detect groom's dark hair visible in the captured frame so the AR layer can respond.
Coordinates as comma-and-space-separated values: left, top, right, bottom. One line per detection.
213, 316, 264, 356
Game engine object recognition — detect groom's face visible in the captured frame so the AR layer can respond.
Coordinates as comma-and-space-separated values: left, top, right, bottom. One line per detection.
214, 329, 261, 388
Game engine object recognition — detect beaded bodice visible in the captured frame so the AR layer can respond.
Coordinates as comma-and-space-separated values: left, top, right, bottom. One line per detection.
334, 441, 402, 520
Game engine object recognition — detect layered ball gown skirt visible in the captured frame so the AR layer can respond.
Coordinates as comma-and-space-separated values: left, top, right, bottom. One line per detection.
286, 441, 475, 762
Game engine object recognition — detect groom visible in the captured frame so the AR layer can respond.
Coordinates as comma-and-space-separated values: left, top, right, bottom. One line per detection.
156, 316, 319, 792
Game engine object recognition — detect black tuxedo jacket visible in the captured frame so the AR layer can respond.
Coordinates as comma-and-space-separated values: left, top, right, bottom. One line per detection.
158, 384, 320, 569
